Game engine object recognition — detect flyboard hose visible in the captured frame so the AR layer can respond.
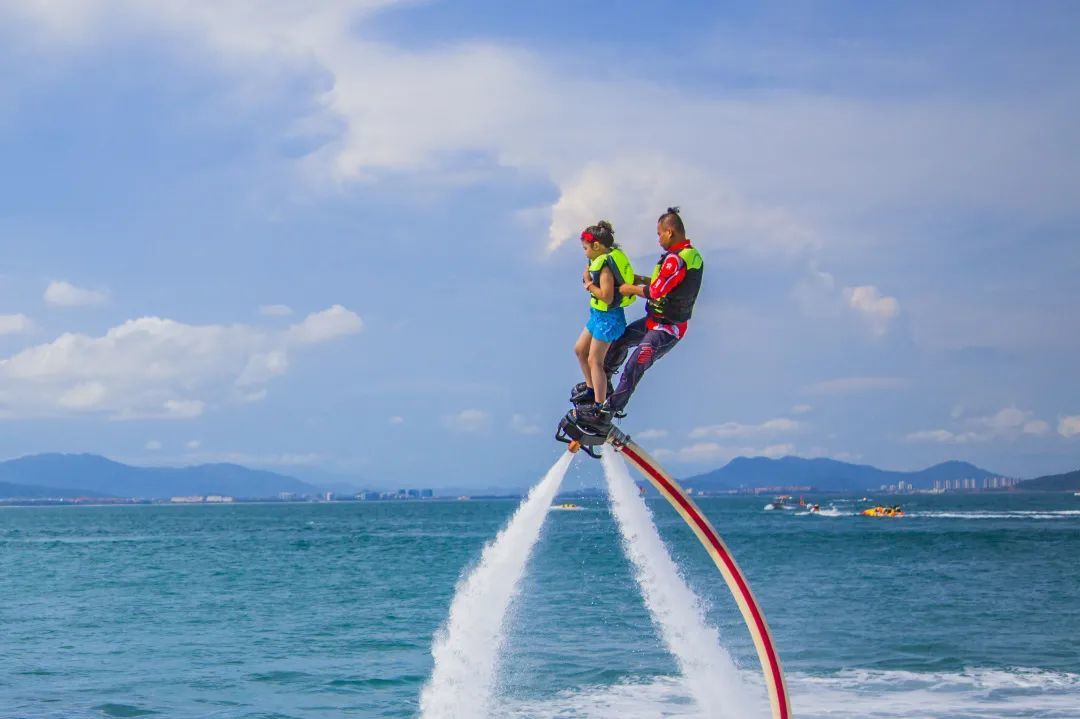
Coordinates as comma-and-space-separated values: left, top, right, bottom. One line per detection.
607, 427, 792, 719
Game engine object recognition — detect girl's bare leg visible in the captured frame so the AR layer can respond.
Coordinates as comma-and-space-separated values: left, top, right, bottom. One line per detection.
574, 328, 593, 387
588, 339, 612, 403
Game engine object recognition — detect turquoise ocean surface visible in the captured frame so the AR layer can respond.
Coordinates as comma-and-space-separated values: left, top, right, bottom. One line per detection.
2, 469, 1079, 718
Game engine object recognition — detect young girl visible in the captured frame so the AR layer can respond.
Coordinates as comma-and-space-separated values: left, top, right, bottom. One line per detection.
573, 221, 636, 420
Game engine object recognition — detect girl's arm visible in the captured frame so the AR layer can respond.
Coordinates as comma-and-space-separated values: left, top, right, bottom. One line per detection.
584, 266, 616, 306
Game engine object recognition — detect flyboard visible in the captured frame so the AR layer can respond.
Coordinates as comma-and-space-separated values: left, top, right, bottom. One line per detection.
557, 415, 792, 719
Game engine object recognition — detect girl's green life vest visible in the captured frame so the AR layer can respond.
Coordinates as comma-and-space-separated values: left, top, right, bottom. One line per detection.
588, 247, 637, 312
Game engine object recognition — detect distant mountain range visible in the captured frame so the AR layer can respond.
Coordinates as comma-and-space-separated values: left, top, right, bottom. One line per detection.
681, 456, 1000, 492
0, 454, 318, 499
2, 452, 1076, 500
1018, 469, 1080, 492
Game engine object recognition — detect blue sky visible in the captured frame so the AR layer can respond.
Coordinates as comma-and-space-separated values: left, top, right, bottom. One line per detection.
0, 1, 1077, 487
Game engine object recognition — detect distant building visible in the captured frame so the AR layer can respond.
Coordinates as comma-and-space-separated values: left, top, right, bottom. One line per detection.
205, 495, 234, 503
420, 489, 433, 498
278, 492, 297, 501
170, 496, 204, 503
324, 492, 334, 502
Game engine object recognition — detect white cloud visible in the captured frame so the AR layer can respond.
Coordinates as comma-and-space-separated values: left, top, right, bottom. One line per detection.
0, 314, 33, 335
978, 407, 1030, 432
1059, 415, 1080, 438
511, 414, 541, 435
803, 376, 908, 395
635, 428, 668, 441
165, 399, 205, 419
388, 416, 405, 425
58, 381, 108, 409
546, 159, 815, 257
690, 417, 799, 440
444, 409, 489, 433
0, 305, 361, 419
904, 429, 980, 445
7, 2, 1069, 265
791, 404, 813, 416
44, 280, 108, 307
1023, 420, 1050, 435
238, 388, 268, 403
259, 304, 293, 317
145, 439, 163, 451
652, 441, 795, 464
844, 285, 900, 335
907, 407, 1052, 444
236, 350, 288, 386
186, 439, 202, 450
286, 305, 362, 345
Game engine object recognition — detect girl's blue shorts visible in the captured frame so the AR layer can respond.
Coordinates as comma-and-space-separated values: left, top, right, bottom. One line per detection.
586, 306, 627, 343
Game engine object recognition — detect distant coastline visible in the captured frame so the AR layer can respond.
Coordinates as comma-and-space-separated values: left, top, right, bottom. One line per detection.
2, 452, 1078, 504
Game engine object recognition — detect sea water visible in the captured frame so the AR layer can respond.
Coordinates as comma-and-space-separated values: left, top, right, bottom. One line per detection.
1, 480, 1078, 718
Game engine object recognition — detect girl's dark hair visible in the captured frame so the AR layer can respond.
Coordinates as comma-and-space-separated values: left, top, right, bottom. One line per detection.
584, 220, 617, 248
658, 206, 685, 235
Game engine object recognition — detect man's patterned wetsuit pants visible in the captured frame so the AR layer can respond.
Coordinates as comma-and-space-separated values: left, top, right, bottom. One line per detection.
602, 317, 680, 413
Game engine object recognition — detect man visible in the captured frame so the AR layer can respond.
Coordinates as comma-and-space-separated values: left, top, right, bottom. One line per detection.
576, 206, 703, 430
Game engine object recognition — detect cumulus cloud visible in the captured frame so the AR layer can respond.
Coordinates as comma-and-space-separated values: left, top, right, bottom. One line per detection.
511, 414, 541, 435
904, 429, 980, 445
44, 280, 108, 307
690, 417, 800, 440
843, 285, 900, 335
286, 305, 363, 345
186, 439, 202, 450
1059, 415, 1080, 438
546, 159, 816, 256
906, 407, 1052, 444
145, 439, 163, 451
0, 305, 362, 419
6, 1, 1069, 265
635, 428, 668, 441
791, 404, 813, 416
653, 442, 795, 464
444, 409, 489, 433
259, 304, 293, 317
0, 314, 33, 335
388, 415, 405, 425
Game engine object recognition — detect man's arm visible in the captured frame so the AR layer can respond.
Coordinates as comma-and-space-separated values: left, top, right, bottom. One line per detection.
620, 255, 687, 298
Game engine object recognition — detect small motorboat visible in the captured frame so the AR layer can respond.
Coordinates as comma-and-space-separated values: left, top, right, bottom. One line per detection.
765, 495, 796, 511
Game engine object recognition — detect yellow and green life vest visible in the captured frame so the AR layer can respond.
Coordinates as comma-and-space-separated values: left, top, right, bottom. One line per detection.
589, 247, 636, 312
647, 245, 703, 323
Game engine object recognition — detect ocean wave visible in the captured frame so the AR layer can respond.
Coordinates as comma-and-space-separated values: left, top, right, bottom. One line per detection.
496, 667, 1080, 719
909, 510, 1080, 520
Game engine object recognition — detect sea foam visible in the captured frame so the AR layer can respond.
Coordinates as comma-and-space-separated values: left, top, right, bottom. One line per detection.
602, 448, 760, 719
418, 451, 573, 719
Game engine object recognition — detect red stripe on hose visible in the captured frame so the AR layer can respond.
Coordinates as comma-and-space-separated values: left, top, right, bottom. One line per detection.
621, 444, 789, 719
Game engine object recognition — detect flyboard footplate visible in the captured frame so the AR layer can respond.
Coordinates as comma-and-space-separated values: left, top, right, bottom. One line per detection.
554, 411, 609, 459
